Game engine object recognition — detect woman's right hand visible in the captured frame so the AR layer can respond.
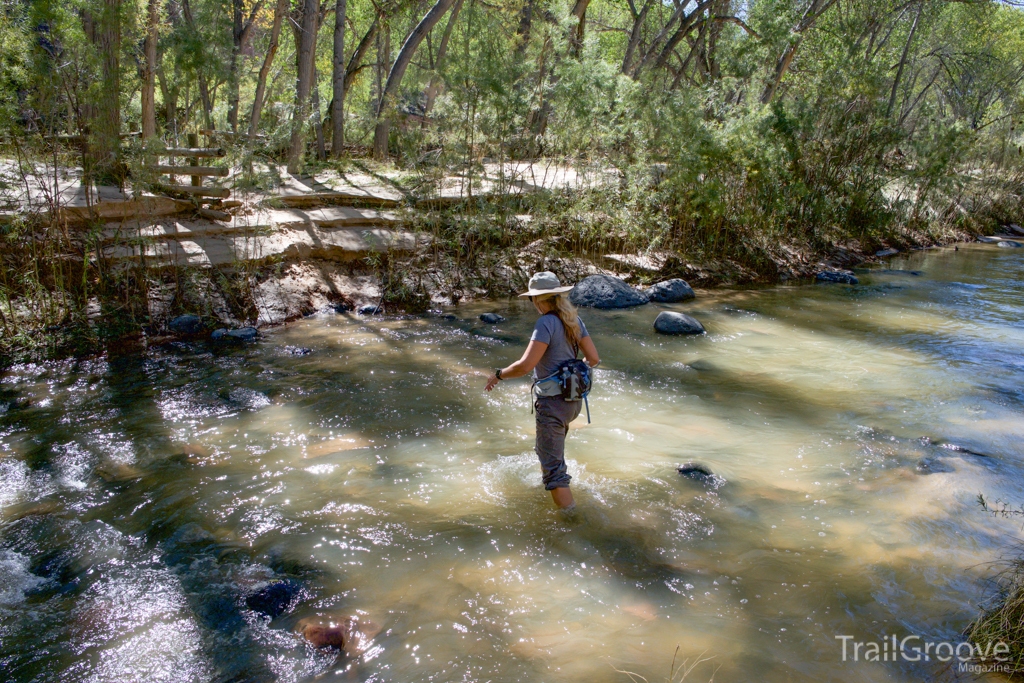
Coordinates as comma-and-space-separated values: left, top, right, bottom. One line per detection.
485, 374, 500, 392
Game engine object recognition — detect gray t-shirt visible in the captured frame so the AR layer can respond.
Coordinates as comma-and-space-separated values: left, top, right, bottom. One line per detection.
531, 313, 590, 396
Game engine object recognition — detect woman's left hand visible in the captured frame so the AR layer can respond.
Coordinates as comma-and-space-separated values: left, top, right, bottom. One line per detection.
485, 374, 500, 392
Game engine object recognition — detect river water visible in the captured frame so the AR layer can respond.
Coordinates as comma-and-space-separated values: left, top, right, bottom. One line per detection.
1, 244, 1023, 682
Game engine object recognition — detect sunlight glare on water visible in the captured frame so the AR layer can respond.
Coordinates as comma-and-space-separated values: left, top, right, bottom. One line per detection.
1, 244, 1023, 682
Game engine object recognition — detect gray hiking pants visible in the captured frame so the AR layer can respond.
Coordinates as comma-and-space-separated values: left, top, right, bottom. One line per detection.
534, 396, 583, 490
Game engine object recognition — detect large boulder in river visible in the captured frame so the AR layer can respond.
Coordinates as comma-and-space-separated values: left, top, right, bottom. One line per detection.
815, 270, 858, 285
169, 314, 204, 335
645, 279, 695, 303
570, 274, 649, 309
654, 311, 705, 335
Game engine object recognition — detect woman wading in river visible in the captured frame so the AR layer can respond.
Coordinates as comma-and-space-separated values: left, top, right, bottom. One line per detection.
485, 272, 600, 510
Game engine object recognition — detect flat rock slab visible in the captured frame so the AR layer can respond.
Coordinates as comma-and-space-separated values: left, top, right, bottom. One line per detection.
646, 279, 695, 303
654, 311, 705, 335
997, 241, 1022, 248
570, 274, 649, 309
100, 224, 423, 267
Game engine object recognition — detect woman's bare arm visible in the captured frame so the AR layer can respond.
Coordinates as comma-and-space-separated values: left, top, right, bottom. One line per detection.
579, 336, 600, 368
485, 340, 548, 391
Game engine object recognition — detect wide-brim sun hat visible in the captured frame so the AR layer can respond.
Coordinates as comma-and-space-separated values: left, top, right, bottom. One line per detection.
518, 271, 575, 298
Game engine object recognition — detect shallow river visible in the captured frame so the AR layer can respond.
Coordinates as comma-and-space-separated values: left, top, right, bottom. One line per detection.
2, 244, 1024, 682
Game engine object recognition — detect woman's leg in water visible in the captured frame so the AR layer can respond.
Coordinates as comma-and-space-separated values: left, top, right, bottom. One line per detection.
535, 397, 583, 508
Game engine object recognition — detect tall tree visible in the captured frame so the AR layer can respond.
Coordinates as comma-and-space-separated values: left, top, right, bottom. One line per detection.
331, 0, 347, 156
372, 0, 459, 158
141, 0, 159, 140
287, 0, 321, 172
82, 0, 122, 182
760, 0, 839, 104
249, 0, 288, 139
228, 0, 264, 131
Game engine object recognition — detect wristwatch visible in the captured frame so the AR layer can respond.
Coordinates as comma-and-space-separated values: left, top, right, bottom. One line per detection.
494, 368, 503, 380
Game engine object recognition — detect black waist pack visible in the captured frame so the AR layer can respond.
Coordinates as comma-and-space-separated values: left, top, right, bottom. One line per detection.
533, 358, 593, 423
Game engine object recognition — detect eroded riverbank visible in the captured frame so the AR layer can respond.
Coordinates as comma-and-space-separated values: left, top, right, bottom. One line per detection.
1, 243, 1023, 682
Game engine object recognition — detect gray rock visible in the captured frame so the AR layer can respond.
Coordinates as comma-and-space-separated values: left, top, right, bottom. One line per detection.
357, 304, 383, 315
645, 279, 695, 303
570, 274, 649, 309
1007, 223, 1024, 236
654, 311, 705, 335
815, 270, 859, 285
480, 313, 505, 324
876, 248, 899, 257
212, 327, 258, 342
169, 314, 204, 335
997, 241, 1022, 248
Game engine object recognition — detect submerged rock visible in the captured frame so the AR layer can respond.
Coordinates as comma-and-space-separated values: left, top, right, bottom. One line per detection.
678, 462, 714, 478
654, 311, 705, 335
479, 313, 505, 324
211, 327, 258, 342
246, 580, 302, 619
815, 270, 859, 285
283, 346, 313, 356
997, 241, 1022, 248
169, 314, 204, 335
570, 274, 649, 309
645, 279, 695, 303
296, 617, 347, 649
916, 456, 955, 474
357, 304, 383, 315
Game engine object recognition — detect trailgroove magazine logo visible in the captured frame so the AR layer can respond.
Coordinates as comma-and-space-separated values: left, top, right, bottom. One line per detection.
836, 634, 1010, 672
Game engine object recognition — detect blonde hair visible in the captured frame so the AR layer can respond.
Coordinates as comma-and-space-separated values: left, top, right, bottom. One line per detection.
536, 294, 582, 350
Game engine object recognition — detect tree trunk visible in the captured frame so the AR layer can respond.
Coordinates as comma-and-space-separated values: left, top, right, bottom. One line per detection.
423, 0, 463, 116
312, 62, 326, 160
345, 18, 379, 92
760, 0, 838, 104
887, 3, 922, 119
568, 0, 589, 56
228, 0, 263, 131
287, 0, 321, 173
621, 0, 651, 74
372, 25, 390, 160
142, 0, 159, 140
82, 0, 122, 184
331, 0, 347, 156
250, 0, 287, 139
372, 0, 458, 159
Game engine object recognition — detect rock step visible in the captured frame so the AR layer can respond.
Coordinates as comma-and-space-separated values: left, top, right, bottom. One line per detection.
99, 225, 424, 268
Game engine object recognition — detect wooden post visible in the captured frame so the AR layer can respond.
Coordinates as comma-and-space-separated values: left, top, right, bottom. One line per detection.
187, 132, 200, 187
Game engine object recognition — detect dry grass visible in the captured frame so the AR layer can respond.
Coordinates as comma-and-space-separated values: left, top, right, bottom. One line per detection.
965, 558, 1024, 675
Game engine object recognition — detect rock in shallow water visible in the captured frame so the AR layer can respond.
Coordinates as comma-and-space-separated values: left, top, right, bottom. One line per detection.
876, 248, 899, 257
654, 311, 705, 335
246, 580, 302, 619
169, 314, 204, 335
997, 241, 1022, 248
296, 617, 346, 649
570, 274, 649, 309
211, 327, 258, 342
479, 313, 505, 324
357, 304, 383, 315
645, 279, 695, 303
815, 270, 859, 285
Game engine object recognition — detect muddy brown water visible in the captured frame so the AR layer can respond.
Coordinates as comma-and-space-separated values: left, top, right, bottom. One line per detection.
1, 244, 1023, 682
